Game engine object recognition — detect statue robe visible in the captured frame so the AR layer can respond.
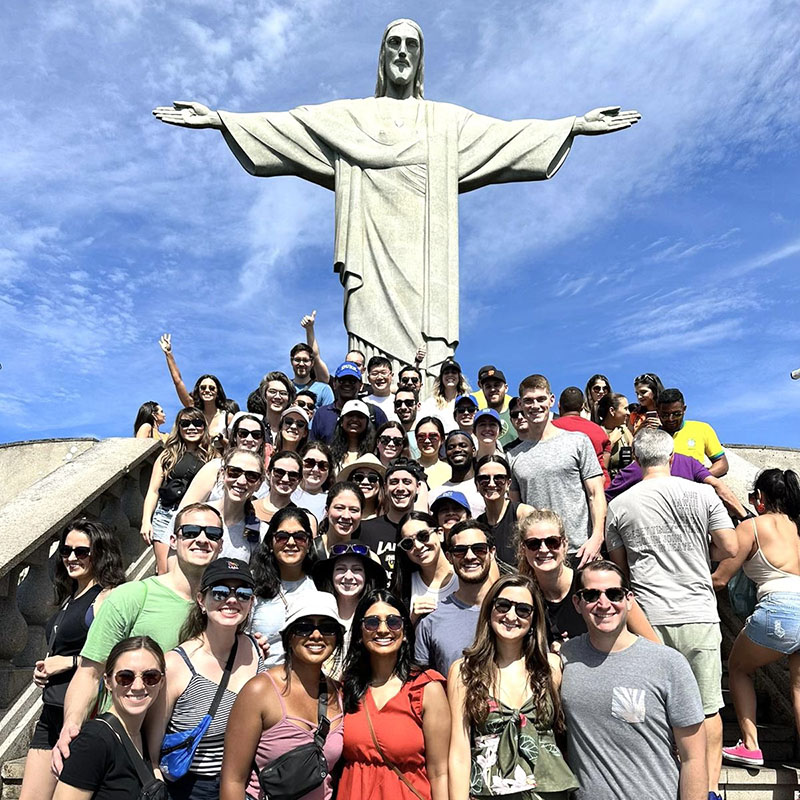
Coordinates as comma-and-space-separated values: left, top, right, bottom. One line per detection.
218, 98, 575, 372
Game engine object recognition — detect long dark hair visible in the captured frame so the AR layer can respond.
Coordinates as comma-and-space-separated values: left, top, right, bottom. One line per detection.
633, 372, 664, 411
596, 393, 628, 427
342, 589, 418, 714
228, 413, 269, 459
390, 511, 439, 604
754, 469, 800, 525
161, 407, 211, 475
280, 617, 345, 691
191, 374, 228, 411
329, 415, 377, 470
460, 574, 563, 733
300, 441, 335, 491
317, 481, 365, 541
252, 506, 315, 600
133, 401, 160, 436
54, 519, 126, 605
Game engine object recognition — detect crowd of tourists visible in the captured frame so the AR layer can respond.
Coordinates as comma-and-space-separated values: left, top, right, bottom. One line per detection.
23, 315, 800, 800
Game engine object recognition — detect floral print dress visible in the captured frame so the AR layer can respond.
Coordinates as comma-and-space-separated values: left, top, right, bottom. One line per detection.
470, 696, 578, 798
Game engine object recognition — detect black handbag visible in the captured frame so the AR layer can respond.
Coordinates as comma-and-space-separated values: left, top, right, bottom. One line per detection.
256, 679, 331, 800
98, 713, 170, 800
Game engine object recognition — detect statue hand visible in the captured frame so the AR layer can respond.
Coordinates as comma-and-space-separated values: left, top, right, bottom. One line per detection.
152, 101, 222, 129
574, 106, 641, 136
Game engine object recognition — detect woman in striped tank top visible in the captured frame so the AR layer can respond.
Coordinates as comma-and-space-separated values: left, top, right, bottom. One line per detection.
146, 558, 264, 800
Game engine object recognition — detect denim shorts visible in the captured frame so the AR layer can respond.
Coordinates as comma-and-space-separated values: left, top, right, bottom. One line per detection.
744, 592, 800, 655
151, 500, 177, 544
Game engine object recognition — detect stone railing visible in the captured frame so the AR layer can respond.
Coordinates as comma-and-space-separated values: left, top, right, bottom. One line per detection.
0, 437, 161, 774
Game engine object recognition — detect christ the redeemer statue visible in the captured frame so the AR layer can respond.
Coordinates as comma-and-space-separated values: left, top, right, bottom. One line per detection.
154, 19, 639, 376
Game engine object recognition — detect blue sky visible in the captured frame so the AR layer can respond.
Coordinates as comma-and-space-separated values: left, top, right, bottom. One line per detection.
2, 0, 799, 446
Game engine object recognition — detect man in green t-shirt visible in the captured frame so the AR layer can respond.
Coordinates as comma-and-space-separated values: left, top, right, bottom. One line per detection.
52, 502, 223, 773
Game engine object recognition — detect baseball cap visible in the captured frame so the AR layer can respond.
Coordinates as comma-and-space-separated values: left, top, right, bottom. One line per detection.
474, 408, 501, 426
340, 399, 370, 418
200, 558, 255, 591
454, 394, 479, 409
440, 358, 461, 374
335, 361, 363, 380
280, 406, 310, 424
280, 590, 343, 632
478, 365, 507, 383
430, 490, 471, 514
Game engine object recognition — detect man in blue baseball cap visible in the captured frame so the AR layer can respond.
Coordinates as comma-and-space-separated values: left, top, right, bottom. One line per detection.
309, 361, 388, 442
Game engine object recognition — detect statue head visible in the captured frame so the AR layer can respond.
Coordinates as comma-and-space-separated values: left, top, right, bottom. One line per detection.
375, 19, 424, 99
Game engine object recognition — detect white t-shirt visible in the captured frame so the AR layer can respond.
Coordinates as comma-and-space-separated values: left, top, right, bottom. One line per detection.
410, 571, 458, 610
364, 393, 398, 421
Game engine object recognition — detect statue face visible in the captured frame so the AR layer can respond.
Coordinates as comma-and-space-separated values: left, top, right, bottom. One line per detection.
383, 22, 421, 89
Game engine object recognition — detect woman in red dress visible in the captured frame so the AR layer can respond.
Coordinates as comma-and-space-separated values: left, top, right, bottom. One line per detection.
339, 589, 450, 800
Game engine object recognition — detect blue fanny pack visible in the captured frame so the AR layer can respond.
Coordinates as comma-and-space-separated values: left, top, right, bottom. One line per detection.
160, 638, 238, 780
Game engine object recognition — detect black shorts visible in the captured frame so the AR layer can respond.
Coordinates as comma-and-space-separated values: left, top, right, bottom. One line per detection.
29, 704, 64, 750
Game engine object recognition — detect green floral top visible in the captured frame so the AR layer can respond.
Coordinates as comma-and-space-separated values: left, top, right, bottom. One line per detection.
470, 696, 578, 797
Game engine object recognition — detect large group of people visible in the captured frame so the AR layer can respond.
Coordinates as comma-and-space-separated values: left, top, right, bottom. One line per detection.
24, 318, 800, 800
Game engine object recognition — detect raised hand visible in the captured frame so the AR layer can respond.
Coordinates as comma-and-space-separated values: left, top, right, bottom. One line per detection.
159, 333, 172, 354
152, 101, 223, 129
414, 342, 427, 365
300, 310, 317, 330
573, 106, 641, 136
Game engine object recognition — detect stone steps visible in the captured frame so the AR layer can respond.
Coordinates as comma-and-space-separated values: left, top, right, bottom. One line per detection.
720, 763, 800, 799
1, 758, 24, 800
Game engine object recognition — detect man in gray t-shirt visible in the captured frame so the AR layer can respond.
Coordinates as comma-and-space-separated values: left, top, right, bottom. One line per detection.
560, 561, 706, 799
414, 519, 497, 676
509, 374, 606, 564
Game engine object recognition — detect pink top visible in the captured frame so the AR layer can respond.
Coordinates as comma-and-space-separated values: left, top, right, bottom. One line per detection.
246, 672, 344, 800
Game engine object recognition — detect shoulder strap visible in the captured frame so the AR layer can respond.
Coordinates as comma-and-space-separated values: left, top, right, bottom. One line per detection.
46, 598, 72, 656
207, 637, 239, 718
98, 713, 154, 787
172, 646, 197, 675
363, 699, 424, 800
314, 677, 331, 745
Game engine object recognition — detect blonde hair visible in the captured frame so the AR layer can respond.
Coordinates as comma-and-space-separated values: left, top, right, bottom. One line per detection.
515, 509, 566, 579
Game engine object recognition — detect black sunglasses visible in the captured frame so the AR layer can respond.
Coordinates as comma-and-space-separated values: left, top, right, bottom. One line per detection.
362, 614, 404, 632
398, 530, 436, 552
493, 597, 533, 620
273, 530, 311, 546
208, 585, 254, 603
303, 458, 329, 471
577, 587, 628, 604
523, 536, 563, 552
395, 399, 416, 408
292, 619, 341, 637
271, 467, 301, 482
378, 435, 405, 447
282, 417, 308, 429
178, 524, 224, 542
179, 418, 204, 429
351, 471, 381, 485
449, 542, 490, 558
59, 545, 91, 559
236, 428, 264, 440
225, 465, 262, 484
113, 669, 163, 687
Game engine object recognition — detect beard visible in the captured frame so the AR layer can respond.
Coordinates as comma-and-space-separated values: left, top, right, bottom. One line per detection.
455, 559, 492, 584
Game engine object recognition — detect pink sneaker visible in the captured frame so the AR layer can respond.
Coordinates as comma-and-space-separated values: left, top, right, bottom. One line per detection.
723, 740, 764, 766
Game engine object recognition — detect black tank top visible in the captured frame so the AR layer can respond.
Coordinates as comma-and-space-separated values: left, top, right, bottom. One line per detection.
478, 500, 519, 567
43, 584, 104, 706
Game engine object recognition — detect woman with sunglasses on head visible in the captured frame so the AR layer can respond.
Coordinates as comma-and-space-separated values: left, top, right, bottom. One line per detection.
159, 334, 232, 444
142, 407, 212, 575
630, 372, 664, 434
517, 510, 657, 651
319, 482, 366, 553
375, 421, 409, 467
392, 512, 456, 626
250, 507, 318, 668
206, 448, 265, 562
595, 393, 634, 478
414, 416, 451, 490
273, 406, 310, 453
582, 374, 612, 423
134, 401, 168, 442
338, 455, 385, 522
253, 451, 306, 528
146, 559, 263, 800
292, 442, 334, 523
220, 591, 345, 800
711, 469, 800, 767
313, 544, 387, 670
54, 636, 166, 800
339, 589, 450, 800
330, 400, 377, 472
21, 520, 126, 800
475, 455, 535, 569
259, 371, 296, 444
178, 413, 272, 510
418, 358, 471, 435
448, 574, 578, 800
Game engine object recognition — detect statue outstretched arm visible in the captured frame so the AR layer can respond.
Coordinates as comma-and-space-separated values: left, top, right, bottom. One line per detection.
152, 101, 223, 130
572, 106, 641, 136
